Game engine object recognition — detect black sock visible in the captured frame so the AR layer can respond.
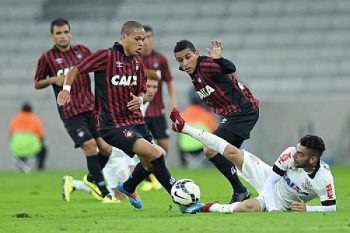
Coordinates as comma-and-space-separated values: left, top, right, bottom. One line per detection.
145, 175, 152, 182
150, 155, 175, 194
123, 162, 151, 193
86, 155, 109, 197
209, 154, 247, 193
98, 153, 109, 169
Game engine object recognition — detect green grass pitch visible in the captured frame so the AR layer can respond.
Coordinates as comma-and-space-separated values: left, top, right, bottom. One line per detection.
0, 166, 349, 233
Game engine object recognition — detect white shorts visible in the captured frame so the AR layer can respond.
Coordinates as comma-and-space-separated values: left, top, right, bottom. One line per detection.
237, 150, 273, 211
103, 153, 131, 190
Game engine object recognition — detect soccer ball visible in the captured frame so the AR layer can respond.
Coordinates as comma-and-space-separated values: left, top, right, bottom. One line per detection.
171, 179, 200, 207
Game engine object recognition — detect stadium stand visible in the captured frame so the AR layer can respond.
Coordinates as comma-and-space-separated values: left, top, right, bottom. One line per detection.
0, 0, 349, 169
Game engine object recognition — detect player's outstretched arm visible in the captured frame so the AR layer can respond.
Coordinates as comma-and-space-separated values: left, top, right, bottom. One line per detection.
34, 76, 65, 89
57, 66, 79, 106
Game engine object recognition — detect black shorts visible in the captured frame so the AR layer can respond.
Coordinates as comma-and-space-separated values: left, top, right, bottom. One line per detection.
63, 111, 100, 148
144, 115, 170, 140
214, 105, 259, 148
100, 124, 153, 157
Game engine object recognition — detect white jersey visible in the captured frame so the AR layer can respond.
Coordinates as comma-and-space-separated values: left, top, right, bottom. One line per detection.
140, 102, 150, 116
273, 147, 336, 210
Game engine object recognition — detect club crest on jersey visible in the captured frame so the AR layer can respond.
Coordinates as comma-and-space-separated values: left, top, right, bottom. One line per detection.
77, 128, 85, 138
196, 85, 215, 99
111, 75, 137, 86
153, 61, 160, 69
76, 53, 83, 60
123, 129, 134, 139
55, 58, 64, 64
116, 61, 123, 68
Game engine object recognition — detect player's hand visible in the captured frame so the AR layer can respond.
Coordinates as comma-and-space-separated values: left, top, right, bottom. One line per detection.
57, 90, 71, 106
53, 76, 65, 87
206, 40, 223, 59
127, 93, 143, 111
290, 197, 306, 212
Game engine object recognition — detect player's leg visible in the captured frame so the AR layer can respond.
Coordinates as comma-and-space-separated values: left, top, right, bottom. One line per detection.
202, 199, 262, 213
143, 116, 169, 191
170, 108, 248, 202
131, 138, 175, 194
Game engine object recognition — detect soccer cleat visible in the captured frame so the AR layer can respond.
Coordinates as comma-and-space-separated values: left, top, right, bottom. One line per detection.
117, 183, 142, 209
83, 174, 102, 200
62, 176, 75, 202
230, 191, 251, 203
90, 190, 103, 201
102, 194, 121, 204
169, 108, 185, 132
179, 203, 204, 214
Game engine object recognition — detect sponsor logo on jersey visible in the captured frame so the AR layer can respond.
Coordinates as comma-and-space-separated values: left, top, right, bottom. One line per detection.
116, 61, 123, 68
55, 58, 64, 64
278, 152, 292, 164
197, 85, 215, 99
111, 75, 137, 86
57, 67, 72, 76
283, 175, 308, 195
326, 184, 334, 199
76, 53, 83, 60
135, 60, 139, 71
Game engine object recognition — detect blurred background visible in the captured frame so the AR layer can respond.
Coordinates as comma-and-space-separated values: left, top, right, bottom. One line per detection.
1, 0, 350, 170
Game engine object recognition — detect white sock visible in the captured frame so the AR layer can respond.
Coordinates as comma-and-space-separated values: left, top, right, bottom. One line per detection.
182, 123, 229, 155
209, 203, 238, 213
72, 179, 91, 193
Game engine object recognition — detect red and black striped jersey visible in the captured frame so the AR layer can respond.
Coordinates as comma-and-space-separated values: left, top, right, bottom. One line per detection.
189, 56, 259, 116
76, 42, 147, 130
34, 45, 94, 120
142, 50, 173, 117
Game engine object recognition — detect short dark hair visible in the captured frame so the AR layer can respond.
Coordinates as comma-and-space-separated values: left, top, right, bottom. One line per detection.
143, 25, 153, 33
22, 102, 32, 112
174, 40, 196, 53
300, 135, 326, 158
121, 20, 144, 35
50, 18, 70, 33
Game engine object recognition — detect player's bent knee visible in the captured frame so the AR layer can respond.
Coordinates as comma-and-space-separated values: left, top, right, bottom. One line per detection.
81, 139, 98, 155
203, 146, 218, 158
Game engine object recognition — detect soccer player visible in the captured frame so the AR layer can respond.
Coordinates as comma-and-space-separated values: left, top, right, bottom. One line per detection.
34, 18, 118, 203
57, 21, 176, 209
62, 73, 161, 201
140, 25, 177, 191
170, 108, 337, 213
174, 39, 260, 203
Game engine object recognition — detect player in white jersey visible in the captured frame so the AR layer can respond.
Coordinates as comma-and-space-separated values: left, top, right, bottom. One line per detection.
169, 108, 336, 213
62, 71, 161, 202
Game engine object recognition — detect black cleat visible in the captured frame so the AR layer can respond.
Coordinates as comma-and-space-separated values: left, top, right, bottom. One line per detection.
230, 191, 251, 203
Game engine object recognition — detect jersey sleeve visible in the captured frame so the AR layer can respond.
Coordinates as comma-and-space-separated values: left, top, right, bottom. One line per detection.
273, 147, 296, 176
199, 58, 221, 76
34, 54, 49, 81
318, 170, 336, 205
76, 49, 108, 74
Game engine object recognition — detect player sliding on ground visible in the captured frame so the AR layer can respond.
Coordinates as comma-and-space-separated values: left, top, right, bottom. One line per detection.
170, 108, 336, 213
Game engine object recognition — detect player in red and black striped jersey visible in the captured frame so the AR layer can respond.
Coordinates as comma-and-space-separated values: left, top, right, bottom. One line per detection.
34, 18, 119, 203
139, 25, 178, 191
174, 39, 260, 203
57, 21, 176, 209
